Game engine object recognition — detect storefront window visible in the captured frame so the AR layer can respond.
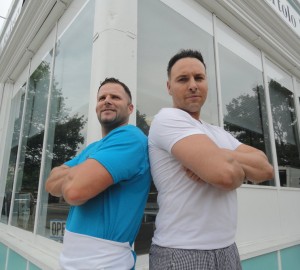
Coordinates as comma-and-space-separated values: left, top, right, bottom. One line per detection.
266, 59, 300, 188
217, 19, 274, 186
37, 0, 94, 241
297, 79, 300, 106
137, 0, 216, 254
10, 55, 52, 232
0, 86, 26, 224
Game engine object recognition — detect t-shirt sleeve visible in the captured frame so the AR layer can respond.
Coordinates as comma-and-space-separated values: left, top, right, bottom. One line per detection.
223, 130, 242, 150
64, 142, 96, 167
89, 128, 147, 184
149, 109, 205, 153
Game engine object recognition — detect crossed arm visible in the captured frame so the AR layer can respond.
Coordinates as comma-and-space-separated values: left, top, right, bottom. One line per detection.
172, 134, 274, 190
45, 159, 113, 206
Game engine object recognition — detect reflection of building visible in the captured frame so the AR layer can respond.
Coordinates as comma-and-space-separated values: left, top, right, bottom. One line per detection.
279, 166, 300, 188
0, 0, 300, 269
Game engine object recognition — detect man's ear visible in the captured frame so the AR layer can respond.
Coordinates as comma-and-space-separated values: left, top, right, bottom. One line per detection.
167, 81, 172, 96
128, 103, 134, 114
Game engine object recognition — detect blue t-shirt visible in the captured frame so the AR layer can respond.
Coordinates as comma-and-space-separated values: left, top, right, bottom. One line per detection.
64, 125, 151, 246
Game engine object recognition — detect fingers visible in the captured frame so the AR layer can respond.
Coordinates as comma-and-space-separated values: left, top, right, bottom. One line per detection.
183, 166, 205, 183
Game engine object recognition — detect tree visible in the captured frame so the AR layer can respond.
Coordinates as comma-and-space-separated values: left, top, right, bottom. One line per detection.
136, 109, 150, 135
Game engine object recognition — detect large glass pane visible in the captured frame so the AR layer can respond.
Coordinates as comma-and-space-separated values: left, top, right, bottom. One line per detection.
37, 0, 94, 241
297, 79, 300, 106
10, 55, 52, 231
0, 86, 26, 224
218, 45, 274, 186
136, 0, 216, 254
266, 60, 300, 188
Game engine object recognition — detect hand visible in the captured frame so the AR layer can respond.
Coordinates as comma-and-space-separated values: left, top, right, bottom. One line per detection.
183, 167, 205, 184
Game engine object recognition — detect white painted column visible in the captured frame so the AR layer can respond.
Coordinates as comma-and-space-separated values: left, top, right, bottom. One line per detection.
87, 0, 138, 144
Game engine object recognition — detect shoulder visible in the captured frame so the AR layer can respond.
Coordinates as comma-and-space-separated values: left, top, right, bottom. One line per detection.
151, 108, 195, 129
201, 121, 242, 148
154, 108, 191, 120
116, 125, 147, 140
108, 125, 145, 137
105, 125, 147, 147
201, 121, 223, 132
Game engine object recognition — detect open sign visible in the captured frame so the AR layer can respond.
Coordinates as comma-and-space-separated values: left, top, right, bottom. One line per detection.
50, 220, 66, 240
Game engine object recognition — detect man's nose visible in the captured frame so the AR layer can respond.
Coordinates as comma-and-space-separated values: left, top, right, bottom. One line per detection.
104, 96, 112, 104
188, 79, 198, 92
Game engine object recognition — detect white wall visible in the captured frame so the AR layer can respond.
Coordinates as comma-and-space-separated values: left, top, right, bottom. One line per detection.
237, 186, 300, 260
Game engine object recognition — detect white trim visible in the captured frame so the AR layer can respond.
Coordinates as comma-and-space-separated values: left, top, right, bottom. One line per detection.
0, 223, 61, 270
161, 0, 213, 35
261, 52, 281, 188
278, 249, 282, 270
7, 61, 31, 226
238, 236, 300, 260
212, 14, 223, 127
292, 76, 300, 143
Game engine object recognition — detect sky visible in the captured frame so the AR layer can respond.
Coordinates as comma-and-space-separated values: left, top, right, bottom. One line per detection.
0, 0, 13, 34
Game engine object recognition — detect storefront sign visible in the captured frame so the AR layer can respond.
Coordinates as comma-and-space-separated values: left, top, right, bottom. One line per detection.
266, 0, 300, 37
50, 220, 66, 241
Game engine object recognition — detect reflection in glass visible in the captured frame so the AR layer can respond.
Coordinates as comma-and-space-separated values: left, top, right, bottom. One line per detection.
269, 79, 300, 187
37, 0, 94, 241
218, 45, 274, 186
0, 87, 25, 224
11, 56, 52, 231
136, 0, 216, 254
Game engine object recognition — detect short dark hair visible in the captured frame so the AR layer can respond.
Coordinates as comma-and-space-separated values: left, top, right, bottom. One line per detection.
167, 49, 206, 78
98, 77, 132, 102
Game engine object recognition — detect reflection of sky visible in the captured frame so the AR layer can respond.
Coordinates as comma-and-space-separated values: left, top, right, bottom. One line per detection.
53, 1, 94, 114
137, 0, 218, 125
218, 44, 264, 116
265, 58, 293, 90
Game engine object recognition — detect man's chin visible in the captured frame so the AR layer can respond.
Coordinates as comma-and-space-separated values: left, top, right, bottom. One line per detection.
100, 117, 116, 124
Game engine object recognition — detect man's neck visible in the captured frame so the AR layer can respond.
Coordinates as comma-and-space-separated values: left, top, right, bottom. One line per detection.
101, 123, 128, 137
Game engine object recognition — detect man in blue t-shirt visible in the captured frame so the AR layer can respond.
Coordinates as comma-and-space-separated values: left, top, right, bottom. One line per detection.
46, 77, 151, 270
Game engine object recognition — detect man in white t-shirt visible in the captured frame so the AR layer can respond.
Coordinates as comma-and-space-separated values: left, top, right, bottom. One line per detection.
148, 49, 274, 270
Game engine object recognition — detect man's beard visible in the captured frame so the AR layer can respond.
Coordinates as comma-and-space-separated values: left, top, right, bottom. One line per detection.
99, 115, 127, 131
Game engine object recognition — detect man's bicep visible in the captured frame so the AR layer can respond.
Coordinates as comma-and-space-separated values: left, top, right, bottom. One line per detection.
171, 134, 222, 179
171, 134, 245, 189
75, 158, 114, 190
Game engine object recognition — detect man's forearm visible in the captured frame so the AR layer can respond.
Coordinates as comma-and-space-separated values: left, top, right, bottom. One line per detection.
45, 165, 70, 197
223, 147, 274, 183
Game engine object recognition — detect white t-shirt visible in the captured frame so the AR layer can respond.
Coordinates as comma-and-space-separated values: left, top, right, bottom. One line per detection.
148, 108, 242, 250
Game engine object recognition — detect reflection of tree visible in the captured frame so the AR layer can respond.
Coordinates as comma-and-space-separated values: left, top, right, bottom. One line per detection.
137, 110, 150, 136
50, 114, 86, 167
224, 84, 267, 152
269, 80, 300, 168
20, 61, 87, 195
224, 84, 271, 185
224, 80, 300, 170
